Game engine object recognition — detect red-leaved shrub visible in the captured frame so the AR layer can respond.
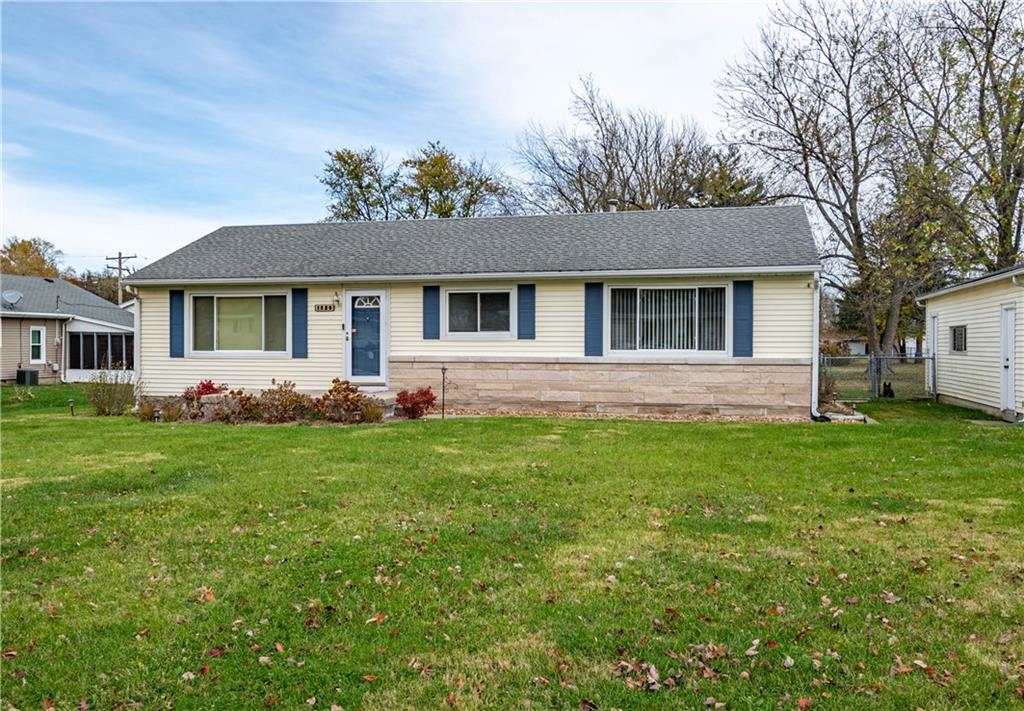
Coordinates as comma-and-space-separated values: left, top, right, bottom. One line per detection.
395, 386, 436, 419
183, 379, 228, 416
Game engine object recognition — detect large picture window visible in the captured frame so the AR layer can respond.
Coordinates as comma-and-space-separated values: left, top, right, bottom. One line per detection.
66, 332, 134, 369
445, 290, 511, 336
192, 294, 287, 353
610, 286, 727, 352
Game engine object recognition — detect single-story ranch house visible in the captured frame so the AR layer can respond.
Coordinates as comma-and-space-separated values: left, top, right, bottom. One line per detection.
920, 263, 1022, 422
1, 275, 135, 384
126, 206, 824, 417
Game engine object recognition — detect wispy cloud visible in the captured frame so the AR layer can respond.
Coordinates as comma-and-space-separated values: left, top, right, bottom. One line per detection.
1, 1, 772, 266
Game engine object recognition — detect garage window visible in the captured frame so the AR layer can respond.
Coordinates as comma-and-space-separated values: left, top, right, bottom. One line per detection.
950, 325, 967, 353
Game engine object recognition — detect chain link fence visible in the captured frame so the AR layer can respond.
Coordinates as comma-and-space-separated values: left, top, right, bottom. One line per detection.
820, 354, 935, 402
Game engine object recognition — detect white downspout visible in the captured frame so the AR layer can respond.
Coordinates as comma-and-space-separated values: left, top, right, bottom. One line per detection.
810, 272, 829, 421
59, 319, 68, 383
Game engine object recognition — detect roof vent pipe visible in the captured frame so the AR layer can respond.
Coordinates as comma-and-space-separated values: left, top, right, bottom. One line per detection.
607, 198, 618, 213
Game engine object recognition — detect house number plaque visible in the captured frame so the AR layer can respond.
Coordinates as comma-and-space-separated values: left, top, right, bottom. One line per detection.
314, 303, 336, 312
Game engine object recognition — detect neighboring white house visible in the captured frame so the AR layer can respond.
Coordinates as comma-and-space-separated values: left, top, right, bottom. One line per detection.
0, 275, 136, 384
919, 264, 1023, 421
126, 206, 826, 418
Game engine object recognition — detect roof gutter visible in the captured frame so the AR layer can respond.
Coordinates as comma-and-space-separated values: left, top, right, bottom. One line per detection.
0, 311, 74, 321
918, 266, 1024, 301
126, 263, 823, 287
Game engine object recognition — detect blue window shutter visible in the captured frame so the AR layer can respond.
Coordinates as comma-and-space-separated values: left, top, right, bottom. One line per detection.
584, 282, 603, 356
292, 288, 308, 358
423, 286, 440, 339
732, 280, 753, 357
169, 290, 184, 358
517, 284, 536, 339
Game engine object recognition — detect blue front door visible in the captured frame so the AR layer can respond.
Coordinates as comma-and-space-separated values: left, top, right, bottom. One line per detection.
351, 295, 381, 378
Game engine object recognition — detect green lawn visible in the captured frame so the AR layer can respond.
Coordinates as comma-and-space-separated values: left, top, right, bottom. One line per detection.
2, 385, 1023, 709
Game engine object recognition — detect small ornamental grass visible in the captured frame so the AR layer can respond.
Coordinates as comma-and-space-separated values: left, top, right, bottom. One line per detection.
81, 370, 135, 416
161, 400, 184, 422
359, 396, 386, 423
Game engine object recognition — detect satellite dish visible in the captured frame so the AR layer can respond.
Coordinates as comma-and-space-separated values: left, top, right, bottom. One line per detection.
2, 290, 24, 306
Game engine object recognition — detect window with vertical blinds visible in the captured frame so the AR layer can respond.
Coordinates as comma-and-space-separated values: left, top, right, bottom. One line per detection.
610, 286, 727, 352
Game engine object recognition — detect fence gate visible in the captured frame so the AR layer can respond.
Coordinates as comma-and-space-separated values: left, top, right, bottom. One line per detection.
820, 354, 935, 402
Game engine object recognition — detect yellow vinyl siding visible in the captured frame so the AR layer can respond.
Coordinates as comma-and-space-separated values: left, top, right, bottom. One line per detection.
753, 276, 814, 358
926, 279, 1024, 412
389, 281, 584, 357
137, 274, 816, 394
137, 285, 344, 395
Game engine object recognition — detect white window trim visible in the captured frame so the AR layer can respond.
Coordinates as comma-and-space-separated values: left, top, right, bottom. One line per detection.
29, 325, 46, 364
602, 281, 732, 357
186, 290, 292, 358
950, 324, 967, 354
441, 286, 517, 340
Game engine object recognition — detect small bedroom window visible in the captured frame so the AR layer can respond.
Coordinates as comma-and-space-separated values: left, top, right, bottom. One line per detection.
445, 289, 512, 337
29, 326, 45, 363
950, 325, 967, 353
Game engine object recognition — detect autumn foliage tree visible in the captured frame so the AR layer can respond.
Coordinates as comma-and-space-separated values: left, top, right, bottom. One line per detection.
320, 142, 509, 221
0, 237, 68, 277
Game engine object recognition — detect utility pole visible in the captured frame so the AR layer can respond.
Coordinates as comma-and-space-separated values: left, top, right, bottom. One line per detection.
105, 251, 136, 305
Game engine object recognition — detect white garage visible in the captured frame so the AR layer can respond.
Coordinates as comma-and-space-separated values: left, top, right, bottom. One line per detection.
920, 264, 1023, 422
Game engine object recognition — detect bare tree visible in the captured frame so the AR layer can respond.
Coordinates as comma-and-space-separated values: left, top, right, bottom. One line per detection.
516, 78, 771, 214
720, 0, 941, 356
889, 0, 1024, 271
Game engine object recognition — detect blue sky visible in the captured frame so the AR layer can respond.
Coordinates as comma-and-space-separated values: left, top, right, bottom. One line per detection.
2, 1, 771, 272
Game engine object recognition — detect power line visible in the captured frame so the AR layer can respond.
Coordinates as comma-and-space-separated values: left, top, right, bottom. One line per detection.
105, 252, 137, 305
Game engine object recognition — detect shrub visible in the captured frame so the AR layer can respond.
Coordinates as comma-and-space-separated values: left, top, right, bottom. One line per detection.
82, 370, 136, 416
315, 379, 363, 423
395, 386, 436, 419
819, 367, 838, 403
212, 389, 259, 424
257, 380, 313, 423
360, 397, 386, 423
137, 400, 158, 422
162, 401, 184, 423
183, 379, 228, 416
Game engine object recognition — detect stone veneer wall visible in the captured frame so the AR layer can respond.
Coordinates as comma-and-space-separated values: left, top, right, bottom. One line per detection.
389, 356, 812, 418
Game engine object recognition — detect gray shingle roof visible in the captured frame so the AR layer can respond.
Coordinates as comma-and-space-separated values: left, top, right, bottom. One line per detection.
129, 206, 821, 283
0, 275, 134, 327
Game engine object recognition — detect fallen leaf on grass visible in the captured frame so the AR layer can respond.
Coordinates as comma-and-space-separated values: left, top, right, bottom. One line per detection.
366, 612, 389, 625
